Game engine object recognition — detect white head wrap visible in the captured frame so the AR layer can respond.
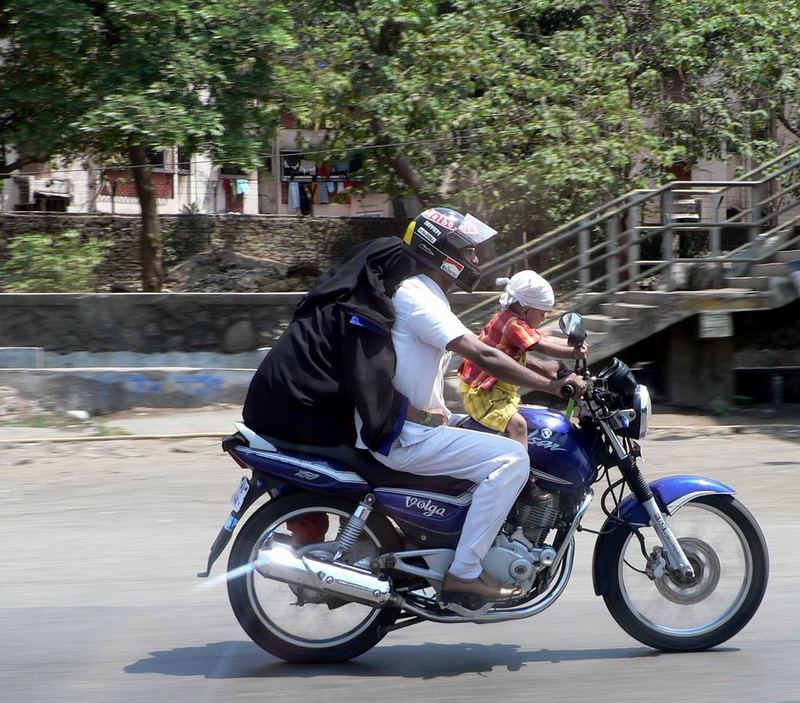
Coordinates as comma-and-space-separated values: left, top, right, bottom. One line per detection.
496, 270, 554, 311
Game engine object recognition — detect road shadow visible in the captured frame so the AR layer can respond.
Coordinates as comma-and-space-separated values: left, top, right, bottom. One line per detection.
124, 640, 736, 680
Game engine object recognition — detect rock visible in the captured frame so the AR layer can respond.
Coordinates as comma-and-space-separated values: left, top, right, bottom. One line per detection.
223, 320, 256, 353
66, 410, 90, 421
165, 248, 289, 292
0, 386, 46, 422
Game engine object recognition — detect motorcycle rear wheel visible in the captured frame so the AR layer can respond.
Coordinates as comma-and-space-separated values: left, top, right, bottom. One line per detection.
227, 492, 403, 663
603, 494, 768, 651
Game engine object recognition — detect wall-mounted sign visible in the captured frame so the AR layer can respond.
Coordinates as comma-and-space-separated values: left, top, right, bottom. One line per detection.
698, 311, 733, 339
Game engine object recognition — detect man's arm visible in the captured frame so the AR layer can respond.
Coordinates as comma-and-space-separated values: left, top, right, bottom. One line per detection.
448, 333, 586, 397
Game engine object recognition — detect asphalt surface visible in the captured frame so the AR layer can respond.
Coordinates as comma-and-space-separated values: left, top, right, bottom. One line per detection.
1, 407, 799, 703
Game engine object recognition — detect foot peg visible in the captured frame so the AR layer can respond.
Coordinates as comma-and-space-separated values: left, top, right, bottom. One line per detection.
441, 570, 523, 604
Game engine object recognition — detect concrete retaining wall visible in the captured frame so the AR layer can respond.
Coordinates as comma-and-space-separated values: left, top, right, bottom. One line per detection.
0, 367, 252, 415
0, 293, 304, 352
0, 291, 494, 353
0, 212, 406, 287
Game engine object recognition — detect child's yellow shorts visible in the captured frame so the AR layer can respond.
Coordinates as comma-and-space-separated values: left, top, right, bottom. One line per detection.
459, 380, 521, 433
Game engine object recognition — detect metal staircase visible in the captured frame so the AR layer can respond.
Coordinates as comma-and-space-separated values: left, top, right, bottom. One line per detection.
456, 146, 800, 363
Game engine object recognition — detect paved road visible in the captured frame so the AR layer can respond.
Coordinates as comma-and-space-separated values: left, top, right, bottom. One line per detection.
1, 419, 799, 703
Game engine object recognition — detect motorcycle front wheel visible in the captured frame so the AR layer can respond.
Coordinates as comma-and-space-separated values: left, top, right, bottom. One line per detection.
227, 492, 403, 663
603, 494, 768, 652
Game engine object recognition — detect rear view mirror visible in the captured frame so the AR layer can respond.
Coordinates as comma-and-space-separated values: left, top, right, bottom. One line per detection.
559, 312, 587, 347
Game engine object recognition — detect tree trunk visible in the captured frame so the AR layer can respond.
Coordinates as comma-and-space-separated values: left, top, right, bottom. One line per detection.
367, 116, 430, 208
128, 142, 163, 291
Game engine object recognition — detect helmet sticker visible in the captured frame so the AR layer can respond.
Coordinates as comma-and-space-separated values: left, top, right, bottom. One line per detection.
441, 257, 464, 278
403, 220, 416, 245
422, 208, 459, 229
418, 242, 436, 256
422, 220, 442, 237
417, 227, 437, 244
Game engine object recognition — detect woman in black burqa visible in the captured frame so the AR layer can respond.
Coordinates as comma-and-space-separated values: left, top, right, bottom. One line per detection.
242, 236, 415, 452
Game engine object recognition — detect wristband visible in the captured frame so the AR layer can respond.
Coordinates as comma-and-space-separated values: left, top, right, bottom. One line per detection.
421, 411, 433, 426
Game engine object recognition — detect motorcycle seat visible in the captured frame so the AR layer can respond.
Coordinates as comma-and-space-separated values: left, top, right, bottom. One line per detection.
239, 426, 474, 496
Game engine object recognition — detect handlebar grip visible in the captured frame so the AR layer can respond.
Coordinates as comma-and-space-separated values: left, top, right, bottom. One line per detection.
560, 383, 576, 399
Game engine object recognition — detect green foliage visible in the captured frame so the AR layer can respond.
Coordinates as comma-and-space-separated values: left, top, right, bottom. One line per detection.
0, 0, 295, 168
285, 0, 800, 246
0, 230, 109, 292
0, 1, 297, 289
3, 0, 800, 263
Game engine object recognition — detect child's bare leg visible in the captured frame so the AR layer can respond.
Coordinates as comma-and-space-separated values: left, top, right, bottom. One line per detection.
506, 412, 528, 446
507, 412, 550, 500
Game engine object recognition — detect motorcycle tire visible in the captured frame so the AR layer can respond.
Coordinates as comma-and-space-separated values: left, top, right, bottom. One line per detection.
603, 494, 768, 652
227, 491, 403, 663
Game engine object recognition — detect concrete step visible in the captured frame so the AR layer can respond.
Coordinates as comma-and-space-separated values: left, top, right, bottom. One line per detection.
775, 249, 800, 263
752, 262, 789, 277
581, 314, 628, 333
0, 347, 44, 368
599, 302, 659, 317
725, 276, 771, 291
0, 367, 252, 414
614, 291, 671, 305
584, 330, 609, 347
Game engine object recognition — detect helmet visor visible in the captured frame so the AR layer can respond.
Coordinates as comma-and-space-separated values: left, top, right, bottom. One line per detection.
457, 213, 497, 245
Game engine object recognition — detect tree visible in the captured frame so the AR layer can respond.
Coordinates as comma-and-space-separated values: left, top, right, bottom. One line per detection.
0, 1, 295, 290
285, 0, 800, 247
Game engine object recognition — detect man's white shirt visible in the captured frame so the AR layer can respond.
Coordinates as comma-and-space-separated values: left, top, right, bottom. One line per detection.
355, 273, 470, 449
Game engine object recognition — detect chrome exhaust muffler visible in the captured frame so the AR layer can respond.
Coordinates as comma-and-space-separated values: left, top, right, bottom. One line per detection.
255, 542, 394, 607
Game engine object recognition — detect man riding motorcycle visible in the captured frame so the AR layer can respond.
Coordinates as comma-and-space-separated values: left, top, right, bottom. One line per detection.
242, 207, 585, 604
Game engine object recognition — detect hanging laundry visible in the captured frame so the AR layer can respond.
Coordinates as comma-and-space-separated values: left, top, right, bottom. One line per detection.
349, 155, 364, 173
222, 178, 233, 194
235, 178, 250, 196
288, 181, 301, 212
299, 184, 312, 215
318, 182, 330, 204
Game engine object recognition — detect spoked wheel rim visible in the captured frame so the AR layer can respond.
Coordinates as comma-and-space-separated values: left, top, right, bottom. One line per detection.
245, 506, 384, 649
618, 502, 753, 637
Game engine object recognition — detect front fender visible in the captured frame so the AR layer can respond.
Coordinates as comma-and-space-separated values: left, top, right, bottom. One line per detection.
592, 475, 735, 596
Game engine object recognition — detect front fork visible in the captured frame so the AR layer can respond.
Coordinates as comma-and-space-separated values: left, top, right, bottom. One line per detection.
602, 423, 695, 579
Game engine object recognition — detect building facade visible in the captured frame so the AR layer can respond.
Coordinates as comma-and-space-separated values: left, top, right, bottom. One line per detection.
0, 125, 394, 218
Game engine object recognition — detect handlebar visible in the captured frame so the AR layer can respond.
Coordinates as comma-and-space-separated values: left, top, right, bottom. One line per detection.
560, 382, 576, 399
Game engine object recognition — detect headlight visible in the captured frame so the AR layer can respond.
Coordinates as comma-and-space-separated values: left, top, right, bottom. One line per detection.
629, 384, 651, 439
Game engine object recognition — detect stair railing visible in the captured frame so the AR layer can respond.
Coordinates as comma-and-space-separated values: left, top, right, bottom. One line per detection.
460, 146, 800, 327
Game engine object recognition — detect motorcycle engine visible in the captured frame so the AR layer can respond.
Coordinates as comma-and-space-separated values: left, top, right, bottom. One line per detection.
510, 482, 560, 546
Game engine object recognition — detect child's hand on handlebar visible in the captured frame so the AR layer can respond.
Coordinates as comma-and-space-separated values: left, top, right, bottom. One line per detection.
572, 342, 589, 360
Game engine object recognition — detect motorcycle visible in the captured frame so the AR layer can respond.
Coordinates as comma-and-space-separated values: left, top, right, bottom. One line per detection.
198, 312, 769, 663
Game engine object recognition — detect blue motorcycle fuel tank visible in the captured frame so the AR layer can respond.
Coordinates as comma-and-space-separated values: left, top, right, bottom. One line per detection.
519, 406, 596, 494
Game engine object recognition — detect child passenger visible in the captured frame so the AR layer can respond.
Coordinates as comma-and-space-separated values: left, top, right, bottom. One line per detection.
458, 270, 588, 446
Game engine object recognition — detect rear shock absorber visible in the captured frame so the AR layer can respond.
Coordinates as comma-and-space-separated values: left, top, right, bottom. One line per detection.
334, 494, 375, 560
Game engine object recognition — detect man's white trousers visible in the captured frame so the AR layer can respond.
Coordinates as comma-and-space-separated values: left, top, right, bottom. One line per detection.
372, 424, 529, 579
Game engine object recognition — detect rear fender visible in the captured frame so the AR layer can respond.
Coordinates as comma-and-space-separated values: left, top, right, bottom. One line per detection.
197, 470, 276, 578
592, 475, 735, 596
